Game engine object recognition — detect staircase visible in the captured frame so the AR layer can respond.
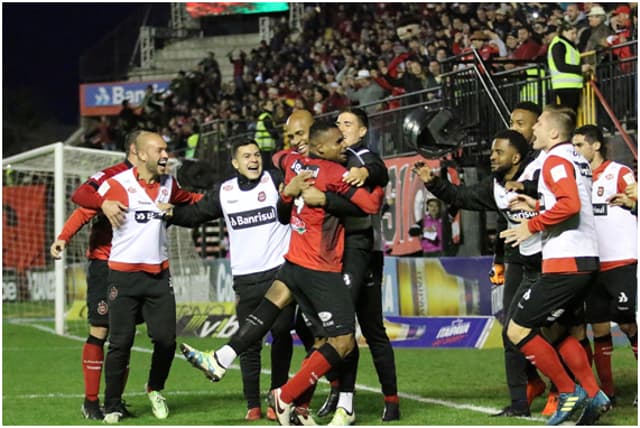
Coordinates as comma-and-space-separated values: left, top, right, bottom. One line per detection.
127, 33, 260, 82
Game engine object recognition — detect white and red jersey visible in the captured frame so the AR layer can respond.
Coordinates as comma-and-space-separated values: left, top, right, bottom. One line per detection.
528, 142, 599, 274
591, 160, 637, 270
98, 167, 201, 273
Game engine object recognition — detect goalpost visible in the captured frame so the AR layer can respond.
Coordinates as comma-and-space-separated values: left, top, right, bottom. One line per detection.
2, 143, 214, 338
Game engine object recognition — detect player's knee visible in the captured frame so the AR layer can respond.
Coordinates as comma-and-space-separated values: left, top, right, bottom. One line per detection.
506, 320, 529, 346
591, 322, 611, 338
618, 322, 637, 338
265, 280, 293, 308
327, 333, 355, 358
90, 325, 109, 340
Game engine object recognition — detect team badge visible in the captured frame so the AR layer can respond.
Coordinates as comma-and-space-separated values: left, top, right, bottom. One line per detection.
343, 273, 352, 287
223, 184, 234, 191
597, 186, 604, 197
605, 173, 614, 180
97, 300, 108, 315
257, 191, 266, 202
128, 187, 137, 194
161, 188, 168, 196
108, 286, 118, 301
261, 175, 269, 183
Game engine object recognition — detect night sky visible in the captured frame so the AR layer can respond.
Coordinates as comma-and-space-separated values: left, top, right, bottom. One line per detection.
3, 3, 143, 125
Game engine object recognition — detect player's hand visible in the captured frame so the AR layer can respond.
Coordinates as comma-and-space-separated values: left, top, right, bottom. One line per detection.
408, 224, 421, 237
412, 161, 435, 184
504, 181, 524, 192
101, 200, 128, 229
624, 182, 637, 199
157, 202, 174, 218
489, 263, 505, 285
301, 186, 327, 206
283, 170, 314, 198
500, 220, 532, 247
50, 239, 66, 259
608, 192, 636, 209
343, 167, 369, 187
508, 194, 537, 212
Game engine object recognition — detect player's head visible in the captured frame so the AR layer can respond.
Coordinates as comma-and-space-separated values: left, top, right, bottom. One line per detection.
135, 131, 169, 178
532, 104, 576, 151
336, 107, 369, 148
573, 124, 606, 164
286, 109, 314, 155
308, 121, 347, 163
490, 129, 529, 176
125, 130, 142, 160
231, 139, 262, 180
510, 101, 541, 145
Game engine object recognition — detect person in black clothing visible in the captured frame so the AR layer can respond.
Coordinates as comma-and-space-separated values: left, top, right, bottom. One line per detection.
301, 108, 399, 423
413, 129, 544, 418
160, 139, 295, 421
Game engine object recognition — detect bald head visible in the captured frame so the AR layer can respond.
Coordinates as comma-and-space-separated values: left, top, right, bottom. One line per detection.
286, 109, 314, 155
134, 131, 170, 181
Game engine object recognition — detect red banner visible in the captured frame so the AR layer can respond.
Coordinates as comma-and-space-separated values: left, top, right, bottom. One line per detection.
3, 185, 47, 271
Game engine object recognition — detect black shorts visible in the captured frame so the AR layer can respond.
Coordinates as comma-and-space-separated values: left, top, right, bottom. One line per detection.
585, 263, 637, 324
86, 259, 110, 327
511, 272, 595, 329
276, 261, 355, 337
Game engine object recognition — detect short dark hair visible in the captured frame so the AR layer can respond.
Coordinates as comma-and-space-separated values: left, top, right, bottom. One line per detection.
544, 104, 576, 138
513, 101, 542, 117
493, 129, 530, 159
575, 124, 607, 158
309, 121, 338, 146
231, 139, 260, 159
338, 107, 369, 129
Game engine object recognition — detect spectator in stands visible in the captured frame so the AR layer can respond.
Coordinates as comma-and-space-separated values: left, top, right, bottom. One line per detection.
493, 7, 513, 39
228, 49, 247, 92
410, 198, 446, 257
607, 5, 634, 71
564, 4, 587, 30
325, 81, 351, 112
513, 26, 542, 60
199, 51, 220, 75
425, 60, 443, 100
118, 100, 138, 134
344, 69, 387, 113
579, 6, 612, 54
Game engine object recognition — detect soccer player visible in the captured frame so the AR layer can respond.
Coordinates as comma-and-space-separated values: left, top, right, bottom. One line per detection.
309, 107, 398, 424
572, 125, 637, 404
160, 139, 297, 421
413, 128, 541, 417
500, 105, 610, 425
180, 122, 384, 426
97, 131, 202, 423
50, 135, 138, 420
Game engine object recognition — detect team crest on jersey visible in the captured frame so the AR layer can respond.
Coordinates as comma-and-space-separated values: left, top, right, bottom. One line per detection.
128, 187, 137, 194
597, 186, 604, 197
223, 184, 234, 191
108, 286, 118, 301
257, 191, 266, 202
290, 216, 306, 234
161, 188, 168, 196
605, 173, 614, 180
261, 175, 269, 183
97, 300, 108, 315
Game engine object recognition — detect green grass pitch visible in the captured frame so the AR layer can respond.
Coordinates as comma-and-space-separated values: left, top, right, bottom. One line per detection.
3, 320, 637, 425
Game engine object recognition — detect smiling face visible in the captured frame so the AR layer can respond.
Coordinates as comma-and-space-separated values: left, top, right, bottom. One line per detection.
312, 127, 347, 163
336, 112, 367, 148
232, 142, 262, 180
509, 108, 539, 144
136, 132, 169, 180
286, 110, 314, 155
489, 138, 520, 175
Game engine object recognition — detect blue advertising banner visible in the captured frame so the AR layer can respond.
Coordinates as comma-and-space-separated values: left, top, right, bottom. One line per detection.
79, 80, 170, 116
383, 316, 499, 348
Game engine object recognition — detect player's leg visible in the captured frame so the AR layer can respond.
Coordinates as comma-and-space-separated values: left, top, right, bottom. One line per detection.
355, 251, 399, 422
81, 259, 110, 420
234, 281, 268, 419
103, 270, 142, 422
181, 267, 295, 381
142, 269, 176, 420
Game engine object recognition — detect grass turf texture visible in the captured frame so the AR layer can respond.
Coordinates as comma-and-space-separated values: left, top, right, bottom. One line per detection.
3, 320, 637, 425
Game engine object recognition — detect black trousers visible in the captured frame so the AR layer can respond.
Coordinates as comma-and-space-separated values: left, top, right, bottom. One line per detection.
103, 269, 176, 411
340, 230, 398, 397
502, 261, 541, 405
553, 88, 581, 114
235, 279, 294, 409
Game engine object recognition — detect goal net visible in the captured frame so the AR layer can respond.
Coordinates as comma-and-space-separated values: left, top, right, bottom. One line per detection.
2, 143, 215, 338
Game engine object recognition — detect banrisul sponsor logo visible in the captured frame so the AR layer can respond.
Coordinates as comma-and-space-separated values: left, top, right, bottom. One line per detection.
228, 206, 276, 229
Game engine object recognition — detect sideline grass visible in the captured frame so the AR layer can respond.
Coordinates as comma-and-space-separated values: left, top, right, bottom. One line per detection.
2, 321, 637, 425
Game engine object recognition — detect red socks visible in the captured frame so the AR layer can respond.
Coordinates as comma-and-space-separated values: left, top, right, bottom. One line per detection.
281, 344, 341, 404
593, 335, 615, 397
579, 338, 593, 367
557, 336, 600, 397
82, 339, 105, 401
384, 394, 400, 404
520, 335, 575, 393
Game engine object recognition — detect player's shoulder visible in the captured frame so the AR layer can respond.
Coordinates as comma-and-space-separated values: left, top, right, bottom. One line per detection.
92, 160, 131, 184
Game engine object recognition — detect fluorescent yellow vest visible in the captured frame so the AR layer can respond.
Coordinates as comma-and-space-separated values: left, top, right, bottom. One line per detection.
547, 36, 583, 89
254, 112, 276, 151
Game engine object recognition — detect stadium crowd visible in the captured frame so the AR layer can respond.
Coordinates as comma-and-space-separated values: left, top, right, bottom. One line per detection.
81, 2, 636, 155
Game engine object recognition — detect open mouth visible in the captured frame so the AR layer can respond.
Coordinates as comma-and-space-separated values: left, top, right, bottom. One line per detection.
158, 159, 168, 168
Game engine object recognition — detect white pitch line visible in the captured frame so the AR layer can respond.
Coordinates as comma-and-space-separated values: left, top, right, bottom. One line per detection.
6, 320, 546, 422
